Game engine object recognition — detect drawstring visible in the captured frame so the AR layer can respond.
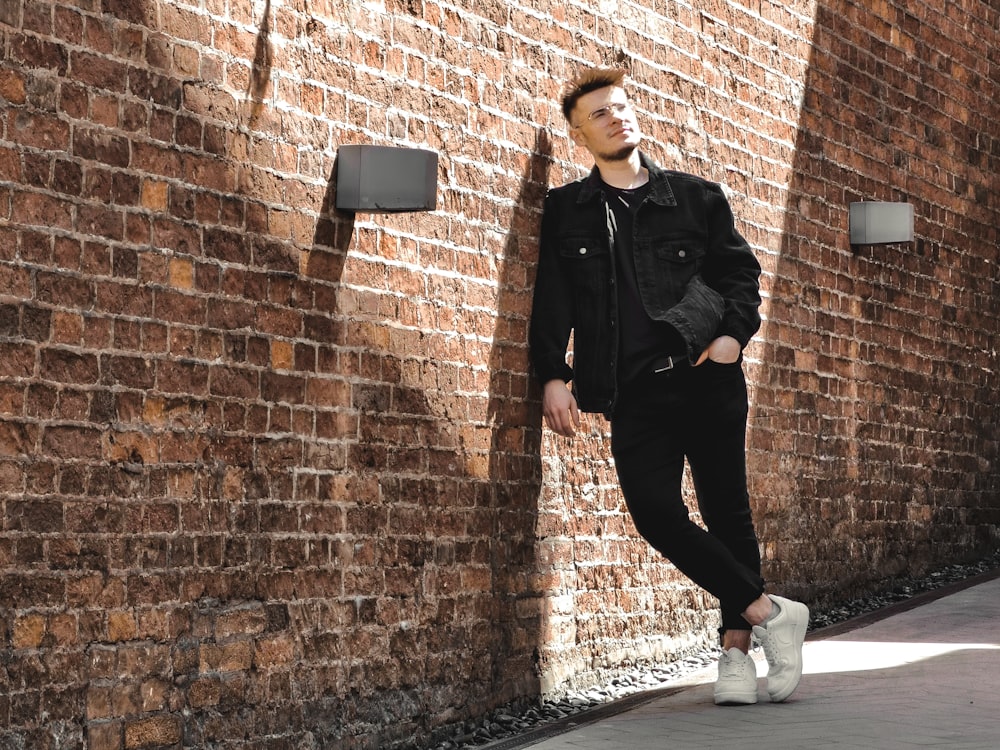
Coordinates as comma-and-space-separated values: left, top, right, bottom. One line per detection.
605, 198, 617, 243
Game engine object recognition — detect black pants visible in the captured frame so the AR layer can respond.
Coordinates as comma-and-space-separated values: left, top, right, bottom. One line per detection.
610, 358, 765, 633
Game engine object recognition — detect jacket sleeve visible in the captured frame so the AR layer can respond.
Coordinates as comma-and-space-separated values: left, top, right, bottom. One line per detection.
700, 184, 762, 348
528, 191, 575, 384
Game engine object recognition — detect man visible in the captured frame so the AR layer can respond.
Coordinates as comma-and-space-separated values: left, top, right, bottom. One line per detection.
528, 66, 809, 705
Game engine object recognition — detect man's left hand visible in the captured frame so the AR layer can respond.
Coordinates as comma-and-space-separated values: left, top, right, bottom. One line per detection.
695, 335, 741, 366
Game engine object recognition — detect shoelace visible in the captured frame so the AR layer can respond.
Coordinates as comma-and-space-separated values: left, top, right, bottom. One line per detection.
719, 652, 749, 679
754, 631, 786, 667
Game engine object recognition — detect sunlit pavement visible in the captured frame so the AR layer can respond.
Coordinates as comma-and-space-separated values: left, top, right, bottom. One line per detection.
500, 571, 1000, 750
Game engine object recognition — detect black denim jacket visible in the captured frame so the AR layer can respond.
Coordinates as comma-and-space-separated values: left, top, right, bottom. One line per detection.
529, 153, 762, 416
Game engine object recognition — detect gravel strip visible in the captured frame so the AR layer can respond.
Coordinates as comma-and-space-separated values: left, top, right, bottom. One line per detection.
424, 552, 1000, 750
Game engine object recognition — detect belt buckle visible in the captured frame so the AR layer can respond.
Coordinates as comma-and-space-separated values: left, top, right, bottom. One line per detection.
653, 356, 675, 373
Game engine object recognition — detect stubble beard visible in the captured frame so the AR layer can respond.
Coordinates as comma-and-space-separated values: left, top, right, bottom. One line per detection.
599, 143, 639, 163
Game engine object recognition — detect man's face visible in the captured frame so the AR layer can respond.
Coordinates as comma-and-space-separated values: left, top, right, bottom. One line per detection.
568, 85, 641, 162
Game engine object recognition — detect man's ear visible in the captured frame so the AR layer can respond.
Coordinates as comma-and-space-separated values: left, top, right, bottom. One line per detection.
569, 127, 586, 147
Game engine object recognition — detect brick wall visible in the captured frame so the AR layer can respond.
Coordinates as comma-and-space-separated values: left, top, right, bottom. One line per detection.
0, 0, 997, 748
746, 0, 1000, 596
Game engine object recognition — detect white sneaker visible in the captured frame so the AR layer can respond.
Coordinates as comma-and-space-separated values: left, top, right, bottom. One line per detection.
751, 594, 809, 702
713, 647, 758, 705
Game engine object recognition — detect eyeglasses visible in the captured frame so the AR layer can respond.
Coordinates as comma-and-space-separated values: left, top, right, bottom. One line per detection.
574, 101, 631, 128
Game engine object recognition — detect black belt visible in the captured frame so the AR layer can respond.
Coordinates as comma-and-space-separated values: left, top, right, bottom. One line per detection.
652, 354, 690, 373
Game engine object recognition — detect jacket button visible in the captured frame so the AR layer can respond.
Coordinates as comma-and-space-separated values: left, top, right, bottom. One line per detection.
578, 247, 587, 254
678, 250, 686, 258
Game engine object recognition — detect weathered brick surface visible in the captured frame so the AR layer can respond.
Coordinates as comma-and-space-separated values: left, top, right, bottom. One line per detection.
0, 0, 998, 748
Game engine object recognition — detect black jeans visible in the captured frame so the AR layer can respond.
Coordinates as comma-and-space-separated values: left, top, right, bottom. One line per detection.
610, 358, 765, 633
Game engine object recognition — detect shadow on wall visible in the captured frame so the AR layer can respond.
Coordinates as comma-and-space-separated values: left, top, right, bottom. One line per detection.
486, 127, 552, 700
748, 1, 1000, 605
247, 0, 272, 125
293, 138, 551, 737
309, 155, 356, 273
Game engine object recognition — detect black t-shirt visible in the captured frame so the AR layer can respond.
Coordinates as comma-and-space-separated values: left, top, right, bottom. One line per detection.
603, 182, 687, 382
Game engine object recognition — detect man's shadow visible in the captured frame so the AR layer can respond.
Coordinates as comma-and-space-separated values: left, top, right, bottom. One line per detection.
301, 129, 555, 705
485, 128, 552, 692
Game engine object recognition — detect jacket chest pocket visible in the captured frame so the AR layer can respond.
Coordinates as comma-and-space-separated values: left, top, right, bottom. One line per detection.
638, 237, 705, 307
559, 238, 612, 293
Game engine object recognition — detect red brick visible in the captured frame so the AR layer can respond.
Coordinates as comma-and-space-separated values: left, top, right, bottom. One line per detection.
86, 720, 123, 750
42, 425, 102, 459
11, 189, 74, 231
70, 50, 128, 92
10, 32, 68, 74
0, 69, 27, 105
124, 714, 181, 749
72, 126, 130, 167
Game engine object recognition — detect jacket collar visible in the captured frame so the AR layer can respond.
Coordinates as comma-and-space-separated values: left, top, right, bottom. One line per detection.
577, 151, 678, 207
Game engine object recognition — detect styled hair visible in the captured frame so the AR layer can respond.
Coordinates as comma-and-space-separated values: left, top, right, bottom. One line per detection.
561, 66, 627, 123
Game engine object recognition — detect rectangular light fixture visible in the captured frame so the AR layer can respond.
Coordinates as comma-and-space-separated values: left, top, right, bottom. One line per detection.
849, 201, 914, 245
335, 145, 438, 213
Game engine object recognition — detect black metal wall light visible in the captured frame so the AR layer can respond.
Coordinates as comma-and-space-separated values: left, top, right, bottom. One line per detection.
335, 145, 438, 213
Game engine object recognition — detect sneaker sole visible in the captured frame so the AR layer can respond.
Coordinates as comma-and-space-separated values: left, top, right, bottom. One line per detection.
714, 691, 758, 705
767, 599, 809, 702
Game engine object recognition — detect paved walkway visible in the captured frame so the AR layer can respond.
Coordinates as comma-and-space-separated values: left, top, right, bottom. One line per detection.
497, 571, 1000, 750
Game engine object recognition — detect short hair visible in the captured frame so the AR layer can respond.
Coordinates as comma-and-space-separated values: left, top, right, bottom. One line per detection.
561, 66, 627, 123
